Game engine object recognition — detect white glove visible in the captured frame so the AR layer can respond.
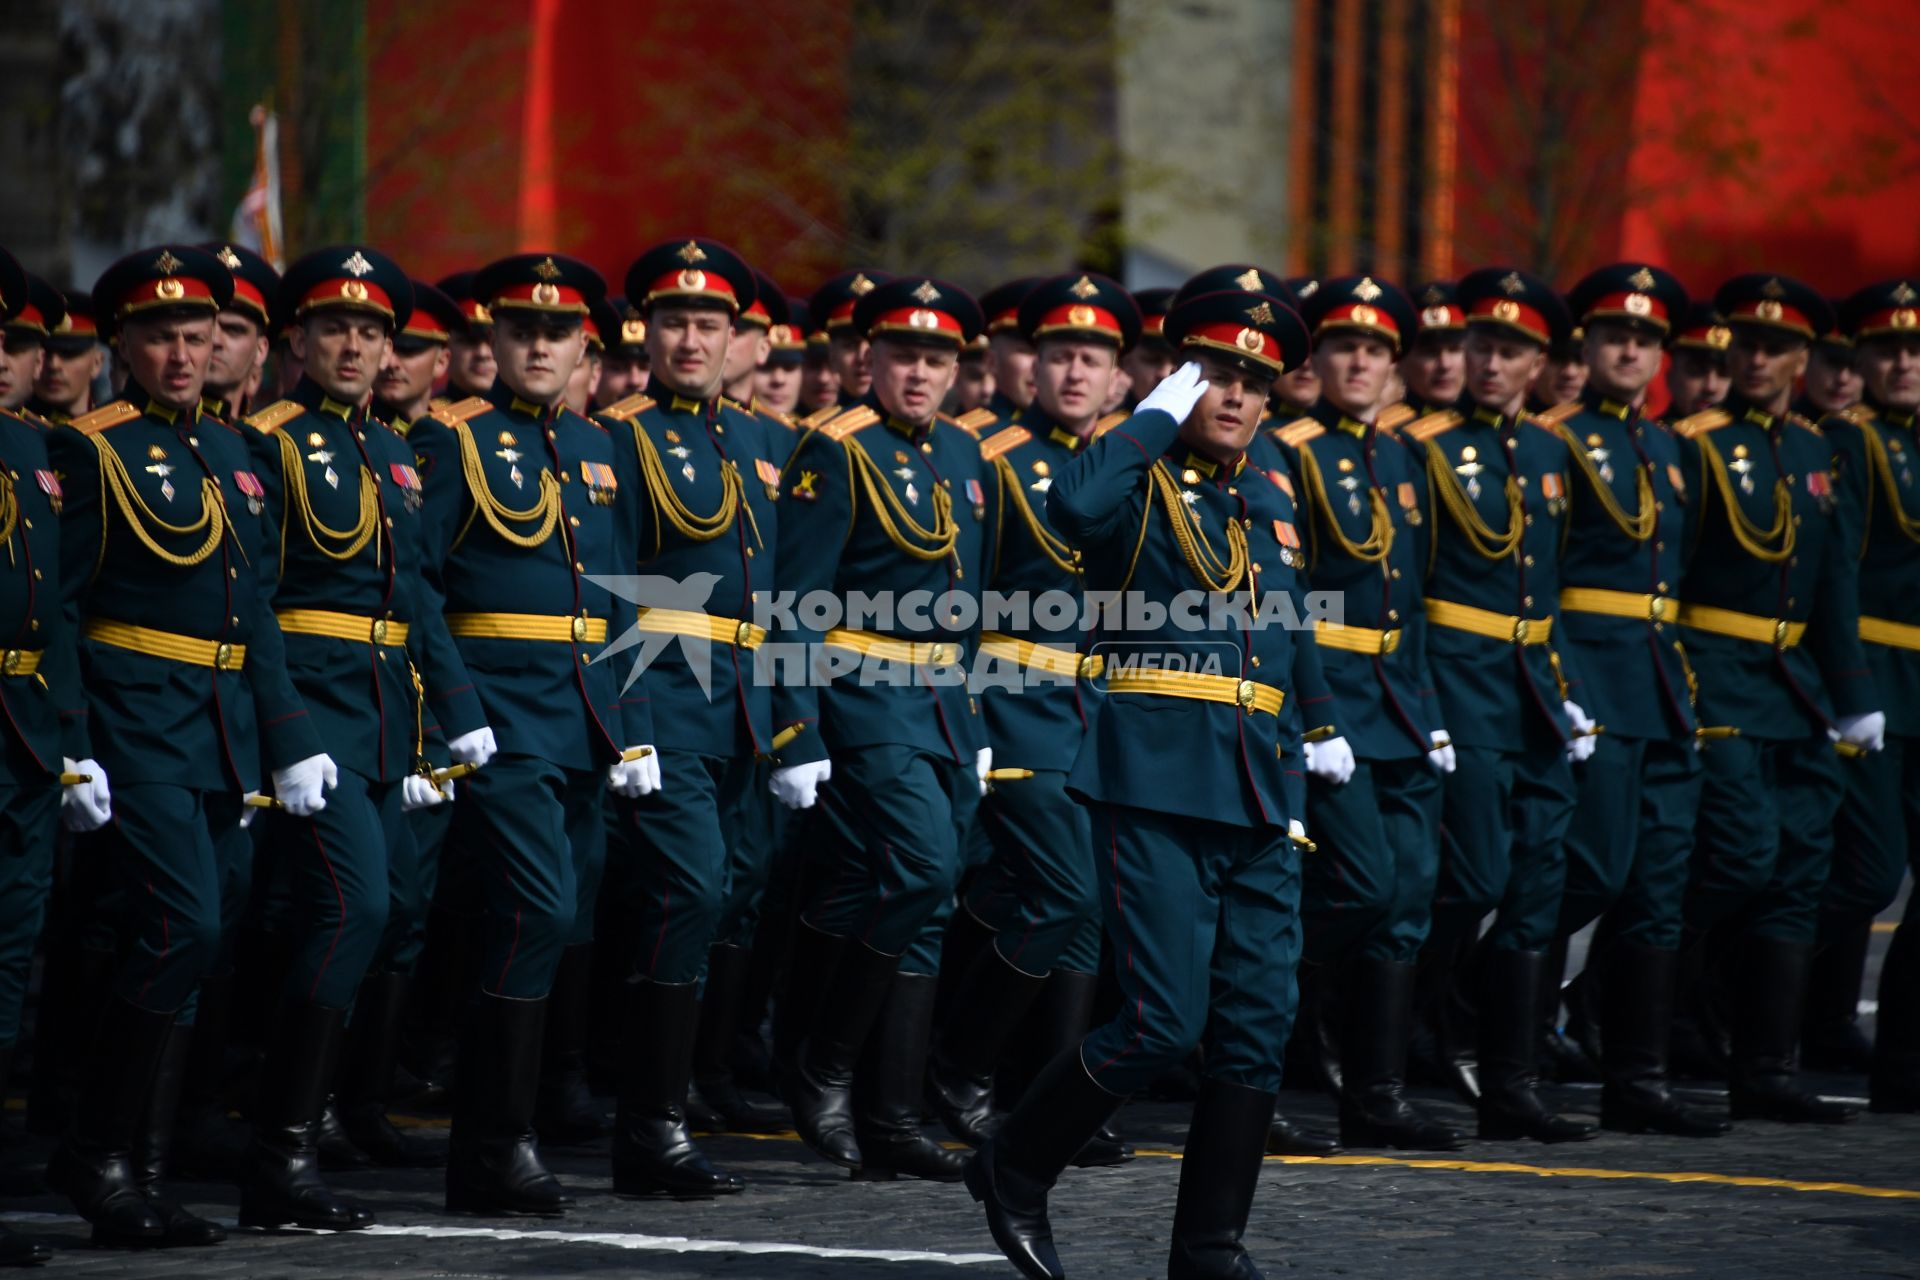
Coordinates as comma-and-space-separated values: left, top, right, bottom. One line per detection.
60, 757, 111, 832
1138, 360, 1211, 423
976, 747, 993, 797
1427, 729, 1457, 774
448, 726, 498, 768
770, 759, 832, 811
1834, 711, 1887, 753
1289, 818, 1308, 842
401, 773, 448, 811
1304, 735, 1355, 786
609, 748, 663, 798
1563, 701, 1597, 764
272, 753, 338, 818
240, 791, 262, 828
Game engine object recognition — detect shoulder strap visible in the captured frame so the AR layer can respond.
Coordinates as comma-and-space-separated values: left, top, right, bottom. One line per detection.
1376, 402, 1416, 434
243, 400, 306, 435
800, 404, 842, 430
956, 407, 1000, 432
979, 426, 1031, 462
1273, 416, 1324, 447
597, 393, 656, 423
1673, 407, 1733, 439
70, 400, 142, 436
818, 406, 879, 443
1406, 408, 1464, 442
1533, 399, 1581, 426
427, 396, 491, 428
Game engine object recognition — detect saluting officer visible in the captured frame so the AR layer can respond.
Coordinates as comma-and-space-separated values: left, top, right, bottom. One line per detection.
1670, 274, 1882, 1123
967, 291, 1317, 1280
1402, 267, 1598, 1143
1809, 280, 1920, 1112
46, 246, 335, 1247
770, 277, 990, 1181
0, 247, 110, 1269
1268, 275, 1462, 1152
1544, 264, 1727, 1137
928, 273, 1138, 1150
410, 253, 658, 1215
591, 238, 782, 1194
1118, 286, 1175, 410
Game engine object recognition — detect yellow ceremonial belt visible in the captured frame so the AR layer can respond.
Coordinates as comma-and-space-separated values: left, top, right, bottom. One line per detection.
822, 627, 960, 666
276, 609, 410, 646
1313, 620, 1402, 655
1859, 615, 1920, 652
1559, 588, 1679, 625
978, 632, 1103, 678
1677, 603, 1805, 649
1423, 598, 1553, 645
634, 607, 766, 650
84, 620, 246, 670
445, 612, 608, 644
1106, 668, 1285, 716
0, 649, 42, 677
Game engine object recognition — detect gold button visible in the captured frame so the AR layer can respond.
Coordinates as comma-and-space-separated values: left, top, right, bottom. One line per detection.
1524, 595, 1534, 607
1789, 556, 1798, 567
230, 568, 239, 579
1250, 655, 1261, 667
27, 621, 36, 632
746, 547, 755, 557
560, 471, 571, 483
569, 516, 581, 527
378, 651, 388, 662
1228, 487, 1238, 495
385, 517, 394, 528
30, 570, 40, 581
1656, 541, 1666, 552
1524, 515, 1535, 527
1524, 554, 1534, 566
231, 616, 240, 625
1388, 609, 1400, 622
921, 442, 933, 453
1390, 568, 1401, 579
21, 519, 29, 530
1516, 475, 1528, 487
574, 561, 585, 572
1794, 516, 1803, 527
1251, 562, 1262, 573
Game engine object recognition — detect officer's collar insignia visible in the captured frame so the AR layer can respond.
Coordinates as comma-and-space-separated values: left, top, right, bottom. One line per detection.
1068, 275, 1100, 300
1245, 300, 1275, 325
319, 397, 353, 419
1598, 398, 1631, 419
1048, 425, 1082, 451
1742, 406, 1774, 428
669, 395, 703, 414
1497, 271, 1526, 296
676, 241, 707, 264
1336, 415, 1367, 437
1471, 404, 1505, 427
532, 256, 563, 281
1627, 267, 1657, 291
1353, 277, 1383, 302
911, 280, 942, 304
510, 395, 547, 417
1233, 268, 1265, 292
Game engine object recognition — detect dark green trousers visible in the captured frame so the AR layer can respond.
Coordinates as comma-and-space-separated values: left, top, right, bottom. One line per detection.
1685, 735, 1843, 946
1302, 756, 1443, 965
1431, 746, 1576, 954
1558, 736, 1701, 950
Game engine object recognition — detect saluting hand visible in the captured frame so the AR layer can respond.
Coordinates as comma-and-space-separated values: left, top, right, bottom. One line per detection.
1137, 361, 1211, 424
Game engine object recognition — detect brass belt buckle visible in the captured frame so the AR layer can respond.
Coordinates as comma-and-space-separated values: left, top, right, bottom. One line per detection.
734, 619, 754, 647
1077, 654, 1099, 678
1235, 679, 1256, 710
1512, 618, 1531, 645
572, 615, 590, 643
370, 618, 389, 644
1, 650, 20, 676
1772, 618, 1790, 646
1648, 596, 1669, 622
214, 641, 235, 670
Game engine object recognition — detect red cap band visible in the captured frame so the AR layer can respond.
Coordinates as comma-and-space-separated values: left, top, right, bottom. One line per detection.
1032, 303, 1124, 342
115, 275, 220, 318
297, 277, 397, 319
1141, 314, 1166, 336
401, 312, 451, 343
643, 268, 738, 312
1854, 307, 1920, 340
1417, 303, 1465, 331
1725, 298, 1812, 338
768, 323, 803, 349
6, 304, 44, 333
1467, 297, 1549, 344
489, 282, 588, 314
866, 306, 966, 343
1182, 320, 1285, 371
1318, 301, 1401, 344
1586, 291, 1671, 330
739, 298, 771, 329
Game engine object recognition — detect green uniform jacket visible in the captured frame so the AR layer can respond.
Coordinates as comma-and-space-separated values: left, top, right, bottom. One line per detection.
1821, 399, 1918, 734
0, 409, 91, 777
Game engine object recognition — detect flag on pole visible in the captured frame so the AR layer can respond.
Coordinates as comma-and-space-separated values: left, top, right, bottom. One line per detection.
231, 104, 284, 269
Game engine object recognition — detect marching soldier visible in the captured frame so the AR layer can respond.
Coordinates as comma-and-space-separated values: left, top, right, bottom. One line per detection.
1663, 305, 1732, 423
591, 238, 781, 1195
800, 306, 840, 413
562, 296, 611, 416
373, 279, 461, 430
0, 275, 63, 411
1402, 283, 1468, 417
1796, 319, 1862, 421
410, 253, 658, 1215
434, 270, 497, 400
198, 244, 277, 420
979, 278, 1040, 423
1529, 312, 1589, 412
771, 276, 989, 1181
753, 288, 807, 417
1269, 275, 1462, 1152
28, 291, 102, 424
46, 245, 336, 1247
927, 273, 1138, 1150
809, 269, 892, 410
1403, 267, 1597, 1143
594, 297, 650, 409
1671, 273, 1883, 1123
0, 247, 110, 1269
954, 333, 995, 414
1544, 263, 1728, 1137
967, 290, 1317, 1280
1814, 280, 1920, 1111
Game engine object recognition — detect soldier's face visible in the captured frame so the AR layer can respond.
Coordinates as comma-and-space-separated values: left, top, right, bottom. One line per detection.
1858, 336, 1920, 409
754, 359, 802, 414
564, 350, 601, 415
987, 332, 1035, 407
724, 325, 770, 386
869, 339, 958, 427
1535, 352, 1589, 405
951, 359, 993, 412
1122, 343, 1175, 404
598, 353, 649, 404
1311, 332, 1395, 417
1666, 348, 1730, 416
648, 305, 732, 399
1728, 330, 1808, 406
802, 351, 840, 409
448, 329, 496, 394
1403, 332, 1465, 403
290, 312, 392, 404
118, 313, 214, 411
206, 311, 267, 393
1274, 362, 1320, 409
377, 340, 448, 412
1802, 347, 1862, 414
1032, 339, 1118, 429
35, 342, 102, 412
1582, 321, 1662, 402
1182, 355, 1271, 458
0, 333, 45, 409
828, 331, 872, 396
492, 313, 587, 403
1464, 329, 1545, 414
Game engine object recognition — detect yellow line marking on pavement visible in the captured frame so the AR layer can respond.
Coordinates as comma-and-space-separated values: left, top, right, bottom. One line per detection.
1872, 921, 1898, 934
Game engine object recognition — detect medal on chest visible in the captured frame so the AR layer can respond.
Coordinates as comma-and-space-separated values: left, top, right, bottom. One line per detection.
580, 460, 618, 506
1729, 443, 1756, 495
144, 443, 176, 503
1585, 433, 1614, 484
389, 462, 423, 513
1455, 445, 1484, 500
1336, 456, 1363, 515
306, 431, 339, 490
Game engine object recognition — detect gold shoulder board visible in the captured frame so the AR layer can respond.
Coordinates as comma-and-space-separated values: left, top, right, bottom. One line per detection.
70, 401, 142, 435
1093, 411, 1129, 438
598, 393, 655, 423
979, 426, 1032, 461
1787, 411, 1823, 437
1673, 407, 1733, 439
243, 400, 306, 435
1532, 400, 1581, 427
428, 396, 492, 428
1836, 403, 1875, 426
956, 407, 999, 432
1406, 409, 1464, 442
818, 406, 880, 442
800, 404, 842, 430
1274, 416, 1324, 447
1376, 402, 1416, 434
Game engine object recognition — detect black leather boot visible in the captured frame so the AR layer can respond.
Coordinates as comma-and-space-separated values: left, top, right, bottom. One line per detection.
314, 1098, 371, 1171
1170, 1078, 1278, 1279
691, 944, 788, 1134
1802, 920, 1874, 1073
965, 1049, 1125, 1280
1476, 949, 1596, 1142
133, 1022, 227, 1245
1562, 950, 1605, 1068
926, 945, 1047, 1147
1871, 911, 1920, 1113
28, 942, 115, 1137
0, 1227, 47, 1268
238, 1002, 374, 1230
338, 972, 444, 1167
445, 993, 569, 1215
1263, 1113, 1340, 1156
168, 972, 249, 1180
1539, 936, 1600, 1083
1338, 958, 1463, 1151
1669, 933, 1731, 1080
1411, 935, 1480, 1101
772, 922, 845, 1095
1281, 962, 1341, 1095
789, 941, 898, 1169
1006, 969, 1133, 1168
533, 945, 610, 1146
1728, 936, 1855, 1123
46, 997, 171, 1245
853, 973, 966, 1181
611, 979, 743, 1198
1598, 942, 1729, 1137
